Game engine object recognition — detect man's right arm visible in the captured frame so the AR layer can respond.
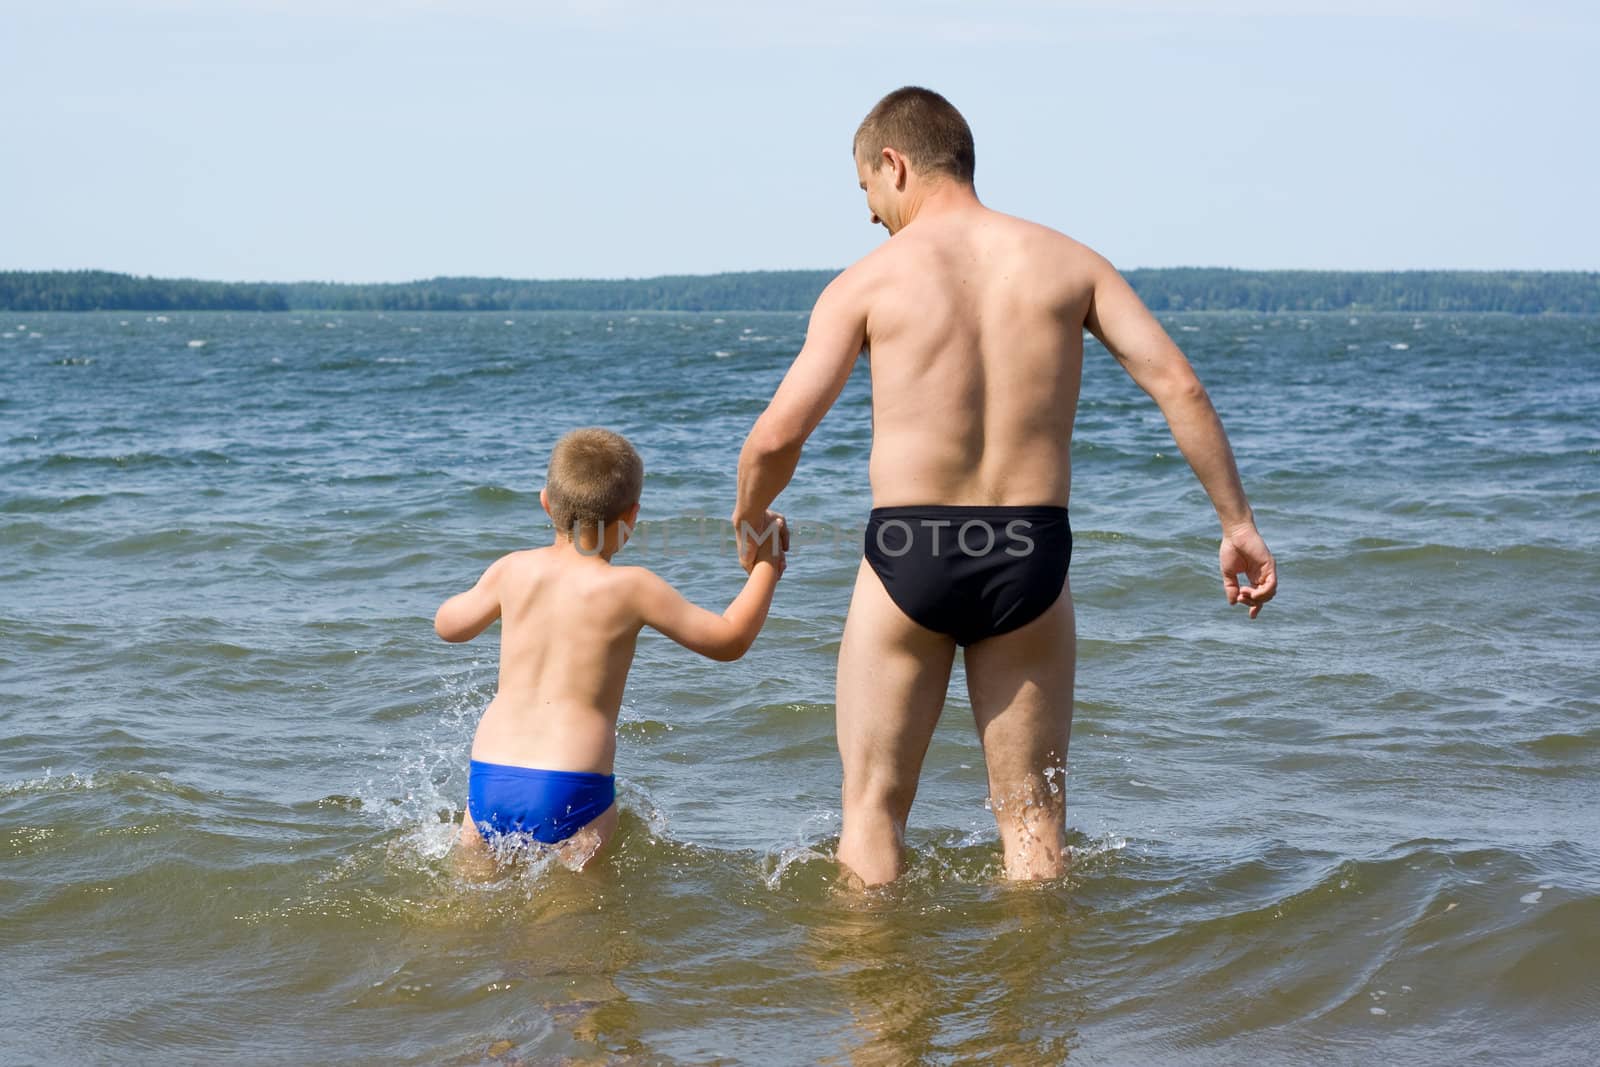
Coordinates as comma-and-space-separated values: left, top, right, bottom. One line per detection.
1084, 254, 1278, 617
732, 272, 867, 564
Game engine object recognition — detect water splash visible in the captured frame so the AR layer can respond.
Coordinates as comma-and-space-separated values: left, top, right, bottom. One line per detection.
762, 810, 841, 891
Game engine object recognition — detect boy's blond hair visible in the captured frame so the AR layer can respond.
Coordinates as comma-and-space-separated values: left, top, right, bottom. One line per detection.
545, 428, 644, 535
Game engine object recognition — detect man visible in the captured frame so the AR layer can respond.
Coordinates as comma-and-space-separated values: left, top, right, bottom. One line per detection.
733, 87, 1277, 886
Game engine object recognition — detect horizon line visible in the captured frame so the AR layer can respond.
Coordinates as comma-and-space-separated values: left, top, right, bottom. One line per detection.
4, 265, 1599, 286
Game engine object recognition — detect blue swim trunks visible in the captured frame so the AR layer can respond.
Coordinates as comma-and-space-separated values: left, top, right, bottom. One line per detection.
467, 759, 616, 844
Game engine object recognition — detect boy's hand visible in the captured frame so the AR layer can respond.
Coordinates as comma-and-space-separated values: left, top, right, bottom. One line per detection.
735, 509, 790, 574
756, 517, 787, 579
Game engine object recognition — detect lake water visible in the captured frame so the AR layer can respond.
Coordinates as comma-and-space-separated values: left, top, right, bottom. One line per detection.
2, 310, 1597, 1064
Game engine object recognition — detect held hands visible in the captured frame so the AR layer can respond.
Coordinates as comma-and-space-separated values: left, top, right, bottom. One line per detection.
734, 509, 789, 577
1220, 523, 1277, 619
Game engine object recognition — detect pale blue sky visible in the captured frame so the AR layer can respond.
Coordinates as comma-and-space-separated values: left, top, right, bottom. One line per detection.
2, 1, 1595, 281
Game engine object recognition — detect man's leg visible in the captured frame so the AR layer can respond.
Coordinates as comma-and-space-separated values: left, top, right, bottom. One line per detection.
963, 580, 1076, 880
835, 560, 957, 886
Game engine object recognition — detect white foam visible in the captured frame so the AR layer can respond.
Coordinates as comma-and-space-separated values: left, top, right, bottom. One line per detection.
762, 809, 842, 890
1390, 342, 1410, 351
714, 350, 732, 359
0, 769, 98, 797
1520, 890, 1542, 904
187, 339, 206, 348
1370, 1007, 1387, 1016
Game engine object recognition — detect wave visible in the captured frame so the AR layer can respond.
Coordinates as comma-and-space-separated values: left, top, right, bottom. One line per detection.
0, 767, 213, 803
1517, 729, 1600, 758
32, 449, 233, 471
0, 492, 131, 514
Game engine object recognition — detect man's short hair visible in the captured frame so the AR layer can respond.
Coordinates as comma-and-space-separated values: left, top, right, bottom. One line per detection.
854, 86, 975, 185
545, 428, 643, 535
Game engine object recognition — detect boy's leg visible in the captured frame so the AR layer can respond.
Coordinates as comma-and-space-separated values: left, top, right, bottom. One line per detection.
455, 802, 620, 873
962, 581, 1076, 880
555, 801, 619, 871
452, 808, 498, 880
835, 561, 958, 886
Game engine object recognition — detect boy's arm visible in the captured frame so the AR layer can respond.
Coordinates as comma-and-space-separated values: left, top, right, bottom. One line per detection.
434, 556, 507, 643
632, 555, 783, 663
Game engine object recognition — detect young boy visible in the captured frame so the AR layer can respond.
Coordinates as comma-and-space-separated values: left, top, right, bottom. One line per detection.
434, 427, 785, 868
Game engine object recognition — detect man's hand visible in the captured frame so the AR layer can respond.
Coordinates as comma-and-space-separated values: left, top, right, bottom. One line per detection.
734, 509, 790, 575
1220, 524, 1277, 619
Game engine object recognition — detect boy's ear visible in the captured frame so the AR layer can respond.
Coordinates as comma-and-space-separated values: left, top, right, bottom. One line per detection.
622, 501, 640, 526
539, 487, 551, 515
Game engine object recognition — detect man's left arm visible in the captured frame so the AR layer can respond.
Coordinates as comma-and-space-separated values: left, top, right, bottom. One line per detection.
732, 274, 866, 564
1085, 253, 1278, 617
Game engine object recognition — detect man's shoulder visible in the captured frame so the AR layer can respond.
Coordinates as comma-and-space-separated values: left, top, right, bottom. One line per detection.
807, 254, 886, 322
832, 243, 895, 288
989, 210, 1105, 264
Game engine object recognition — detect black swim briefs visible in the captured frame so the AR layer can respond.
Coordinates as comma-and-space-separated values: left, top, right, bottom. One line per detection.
862, 505, 1072, 646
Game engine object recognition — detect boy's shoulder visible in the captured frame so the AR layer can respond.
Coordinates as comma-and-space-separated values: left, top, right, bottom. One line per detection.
602, 562, 663, 594
499, 552, 662, 600
601, 563, 685, 612
485, 545, 552, 583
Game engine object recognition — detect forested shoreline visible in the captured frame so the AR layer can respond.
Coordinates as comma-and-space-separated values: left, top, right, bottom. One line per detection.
4, 268, 1597, 313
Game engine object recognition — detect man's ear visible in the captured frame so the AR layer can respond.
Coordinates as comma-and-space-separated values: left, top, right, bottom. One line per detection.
884, 147, 909, 189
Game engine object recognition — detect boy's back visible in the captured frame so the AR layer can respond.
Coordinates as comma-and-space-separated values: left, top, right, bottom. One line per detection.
472, 546, 643, 774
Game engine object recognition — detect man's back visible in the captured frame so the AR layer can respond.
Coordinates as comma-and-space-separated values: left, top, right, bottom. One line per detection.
851, 205, 1094, 509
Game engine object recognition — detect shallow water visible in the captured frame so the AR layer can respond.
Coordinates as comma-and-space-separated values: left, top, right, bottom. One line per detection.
2, 310, 1598, 1064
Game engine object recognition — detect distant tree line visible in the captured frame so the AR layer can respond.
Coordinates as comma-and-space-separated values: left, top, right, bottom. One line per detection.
4, 268, 1598, 314
1123, 268, 1600, 314
280, 272, 836, 312
0, 270, 288, 311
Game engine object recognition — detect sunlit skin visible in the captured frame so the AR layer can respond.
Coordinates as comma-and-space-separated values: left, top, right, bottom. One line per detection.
734, 121, 1277, 886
